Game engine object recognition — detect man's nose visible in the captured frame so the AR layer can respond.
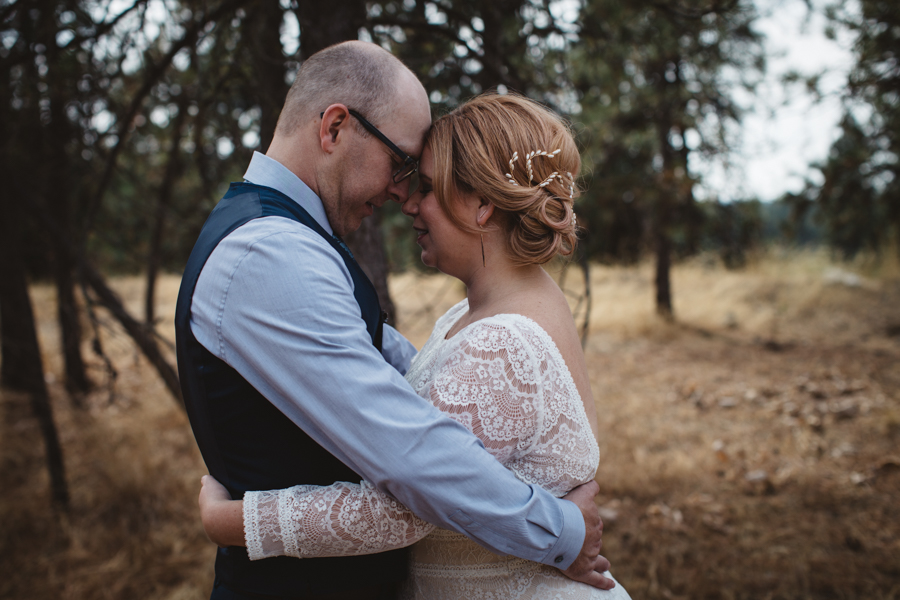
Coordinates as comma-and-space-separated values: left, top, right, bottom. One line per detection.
401, 192, 419, 217
387, 177, 409, 204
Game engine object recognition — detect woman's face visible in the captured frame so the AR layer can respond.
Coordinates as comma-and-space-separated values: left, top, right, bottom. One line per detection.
401, 144, 477, 275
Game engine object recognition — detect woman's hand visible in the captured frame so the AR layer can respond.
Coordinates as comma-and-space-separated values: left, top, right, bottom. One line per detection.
198, 475, 245, 548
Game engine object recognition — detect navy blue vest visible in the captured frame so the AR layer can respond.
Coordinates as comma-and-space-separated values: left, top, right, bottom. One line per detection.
175, 182, 408, 596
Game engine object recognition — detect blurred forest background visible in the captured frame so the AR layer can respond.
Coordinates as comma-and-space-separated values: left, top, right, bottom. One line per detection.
1, 0, 898, 598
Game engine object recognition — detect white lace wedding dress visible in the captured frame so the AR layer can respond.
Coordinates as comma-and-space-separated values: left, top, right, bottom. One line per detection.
243, 300, 631, 599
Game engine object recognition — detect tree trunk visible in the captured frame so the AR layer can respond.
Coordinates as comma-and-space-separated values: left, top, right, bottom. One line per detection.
40, 12, 92, 397
345, 211, 397, 324
477, 0, 529, 92
0, 249, 37, 392
654, 226, 673, 319
295, 0, 367, 60
145, 194, 165, 325
28, 368, 71, 512
0, 202, 70, 511
653, 66, 676, 321
579, 252, 592, 347
294, 0, 397, 323
146, 96, 188, 325
54, 255, 91, 396
247, 1, 291, 152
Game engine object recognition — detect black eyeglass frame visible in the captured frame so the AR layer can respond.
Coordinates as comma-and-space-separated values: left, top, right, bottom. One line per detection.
320, 108, 419, 184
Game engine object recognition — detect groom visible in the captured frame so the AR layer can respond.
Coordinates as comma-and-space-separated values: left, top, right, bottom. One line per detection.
175, 40, 611, 600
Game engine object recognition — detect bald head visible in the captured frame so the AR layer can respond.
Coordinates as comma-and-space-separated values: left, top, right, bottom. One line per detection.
275, 41, 422, 136
266, 41, 430, 233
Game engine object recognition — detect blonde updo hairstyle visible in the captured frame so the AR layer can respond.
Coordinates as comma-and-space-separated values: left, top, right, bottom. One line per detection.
429, 93, 580, 266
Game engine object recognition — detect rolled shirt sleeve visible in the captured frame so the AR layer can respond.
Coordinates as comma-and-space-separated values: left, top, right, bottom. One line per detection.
190, 217, 586, 568
380, 324, 417, 375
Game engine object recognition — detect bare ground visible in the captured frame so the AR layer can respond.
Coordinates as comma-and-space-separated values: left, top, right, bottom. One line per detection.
1, 250, 898, 599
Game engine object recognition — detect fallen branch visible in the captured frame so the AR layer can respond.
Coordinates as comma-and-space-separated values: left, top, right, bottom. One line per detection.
80, 262, 184, 409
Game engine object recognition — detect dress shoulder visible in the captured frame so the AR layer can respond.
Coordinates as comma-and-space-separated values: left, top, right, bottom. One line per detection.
458, 313, 576, 388
443, 313, 599, 496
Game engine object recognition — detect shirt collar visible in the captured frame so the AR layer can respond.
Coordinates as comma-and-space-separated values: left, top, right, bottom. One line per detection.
243, 151, 333, 236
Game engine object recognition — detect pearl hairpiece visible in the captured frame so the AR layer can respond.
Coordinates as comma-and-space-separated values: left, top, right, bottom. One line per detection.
526, 149, 560, 183
506, 152, 519, 185
505, 149, 575, 199
506, 149, 561, 185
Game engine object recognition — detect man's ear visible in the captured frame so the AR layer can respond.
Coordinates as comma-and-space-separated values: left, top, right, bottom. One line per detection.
476, 198, 495, 228
319, 105, 350, 154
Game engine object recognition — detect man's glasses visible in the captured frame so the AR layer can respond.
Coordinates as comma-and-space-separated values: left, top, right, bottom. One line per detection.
321, 109, 419, 187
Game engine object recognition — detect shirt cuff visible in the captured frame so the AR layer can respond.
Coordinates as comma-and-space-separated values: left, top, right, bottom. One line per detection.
542, 498, 585, 570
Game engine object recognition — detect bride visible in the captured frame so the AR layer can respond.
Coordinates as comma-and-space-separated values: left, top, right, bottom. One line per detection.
199, 93, 631, 600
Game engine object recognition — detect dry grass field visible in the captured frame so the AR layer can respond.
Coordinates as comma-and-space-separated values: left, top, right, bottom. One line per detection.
1, 250, 898, 599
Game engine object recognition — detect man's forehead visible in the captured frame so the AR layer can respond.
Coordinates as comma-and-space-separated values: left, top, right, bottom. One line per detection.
383, 76, 431, 156
399, 128, 430, 158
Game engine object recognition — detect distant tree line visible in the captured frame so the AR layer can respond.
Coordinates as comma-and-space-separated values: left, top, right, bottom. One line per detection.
786, 0, 899, 259
1, 0, 893, 511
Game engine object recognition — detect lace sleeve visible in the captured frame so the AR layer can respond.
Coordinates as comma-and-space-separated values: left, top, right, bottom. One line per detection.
243, 479, 434, 560
429, 318, 599, 495
426, 321, 545, 466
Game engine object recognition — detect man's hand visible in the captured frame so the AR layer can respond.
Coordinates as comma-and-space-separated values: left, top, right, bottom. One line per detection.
198, 475, 245, 548
560, 481, 615, 590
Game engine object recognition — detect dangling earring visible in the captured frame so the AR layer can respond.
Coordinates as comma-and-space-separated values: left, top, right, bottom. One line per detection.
481, 233, 486, 267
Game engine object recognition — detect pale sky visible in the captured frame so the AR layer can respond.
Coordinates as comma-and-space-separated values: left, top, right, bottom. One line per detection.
223, 0, 864, 202
695, 0, 858, 202
98, 0, 860, 197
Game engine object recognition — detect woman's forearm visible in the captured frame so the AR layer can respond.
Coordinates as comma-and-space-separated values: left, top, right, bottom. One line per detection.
243, 481, 434, 560
198, 475, 246, 548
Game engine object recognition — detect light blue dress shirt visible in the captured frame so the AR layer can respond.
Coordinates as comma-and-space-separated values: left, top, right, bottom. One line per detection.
190, 151, 585, 568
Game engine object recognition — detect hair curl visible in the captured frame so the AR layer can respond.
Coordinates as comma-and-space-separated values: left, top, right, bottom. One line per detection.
429, 93, 581, 266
